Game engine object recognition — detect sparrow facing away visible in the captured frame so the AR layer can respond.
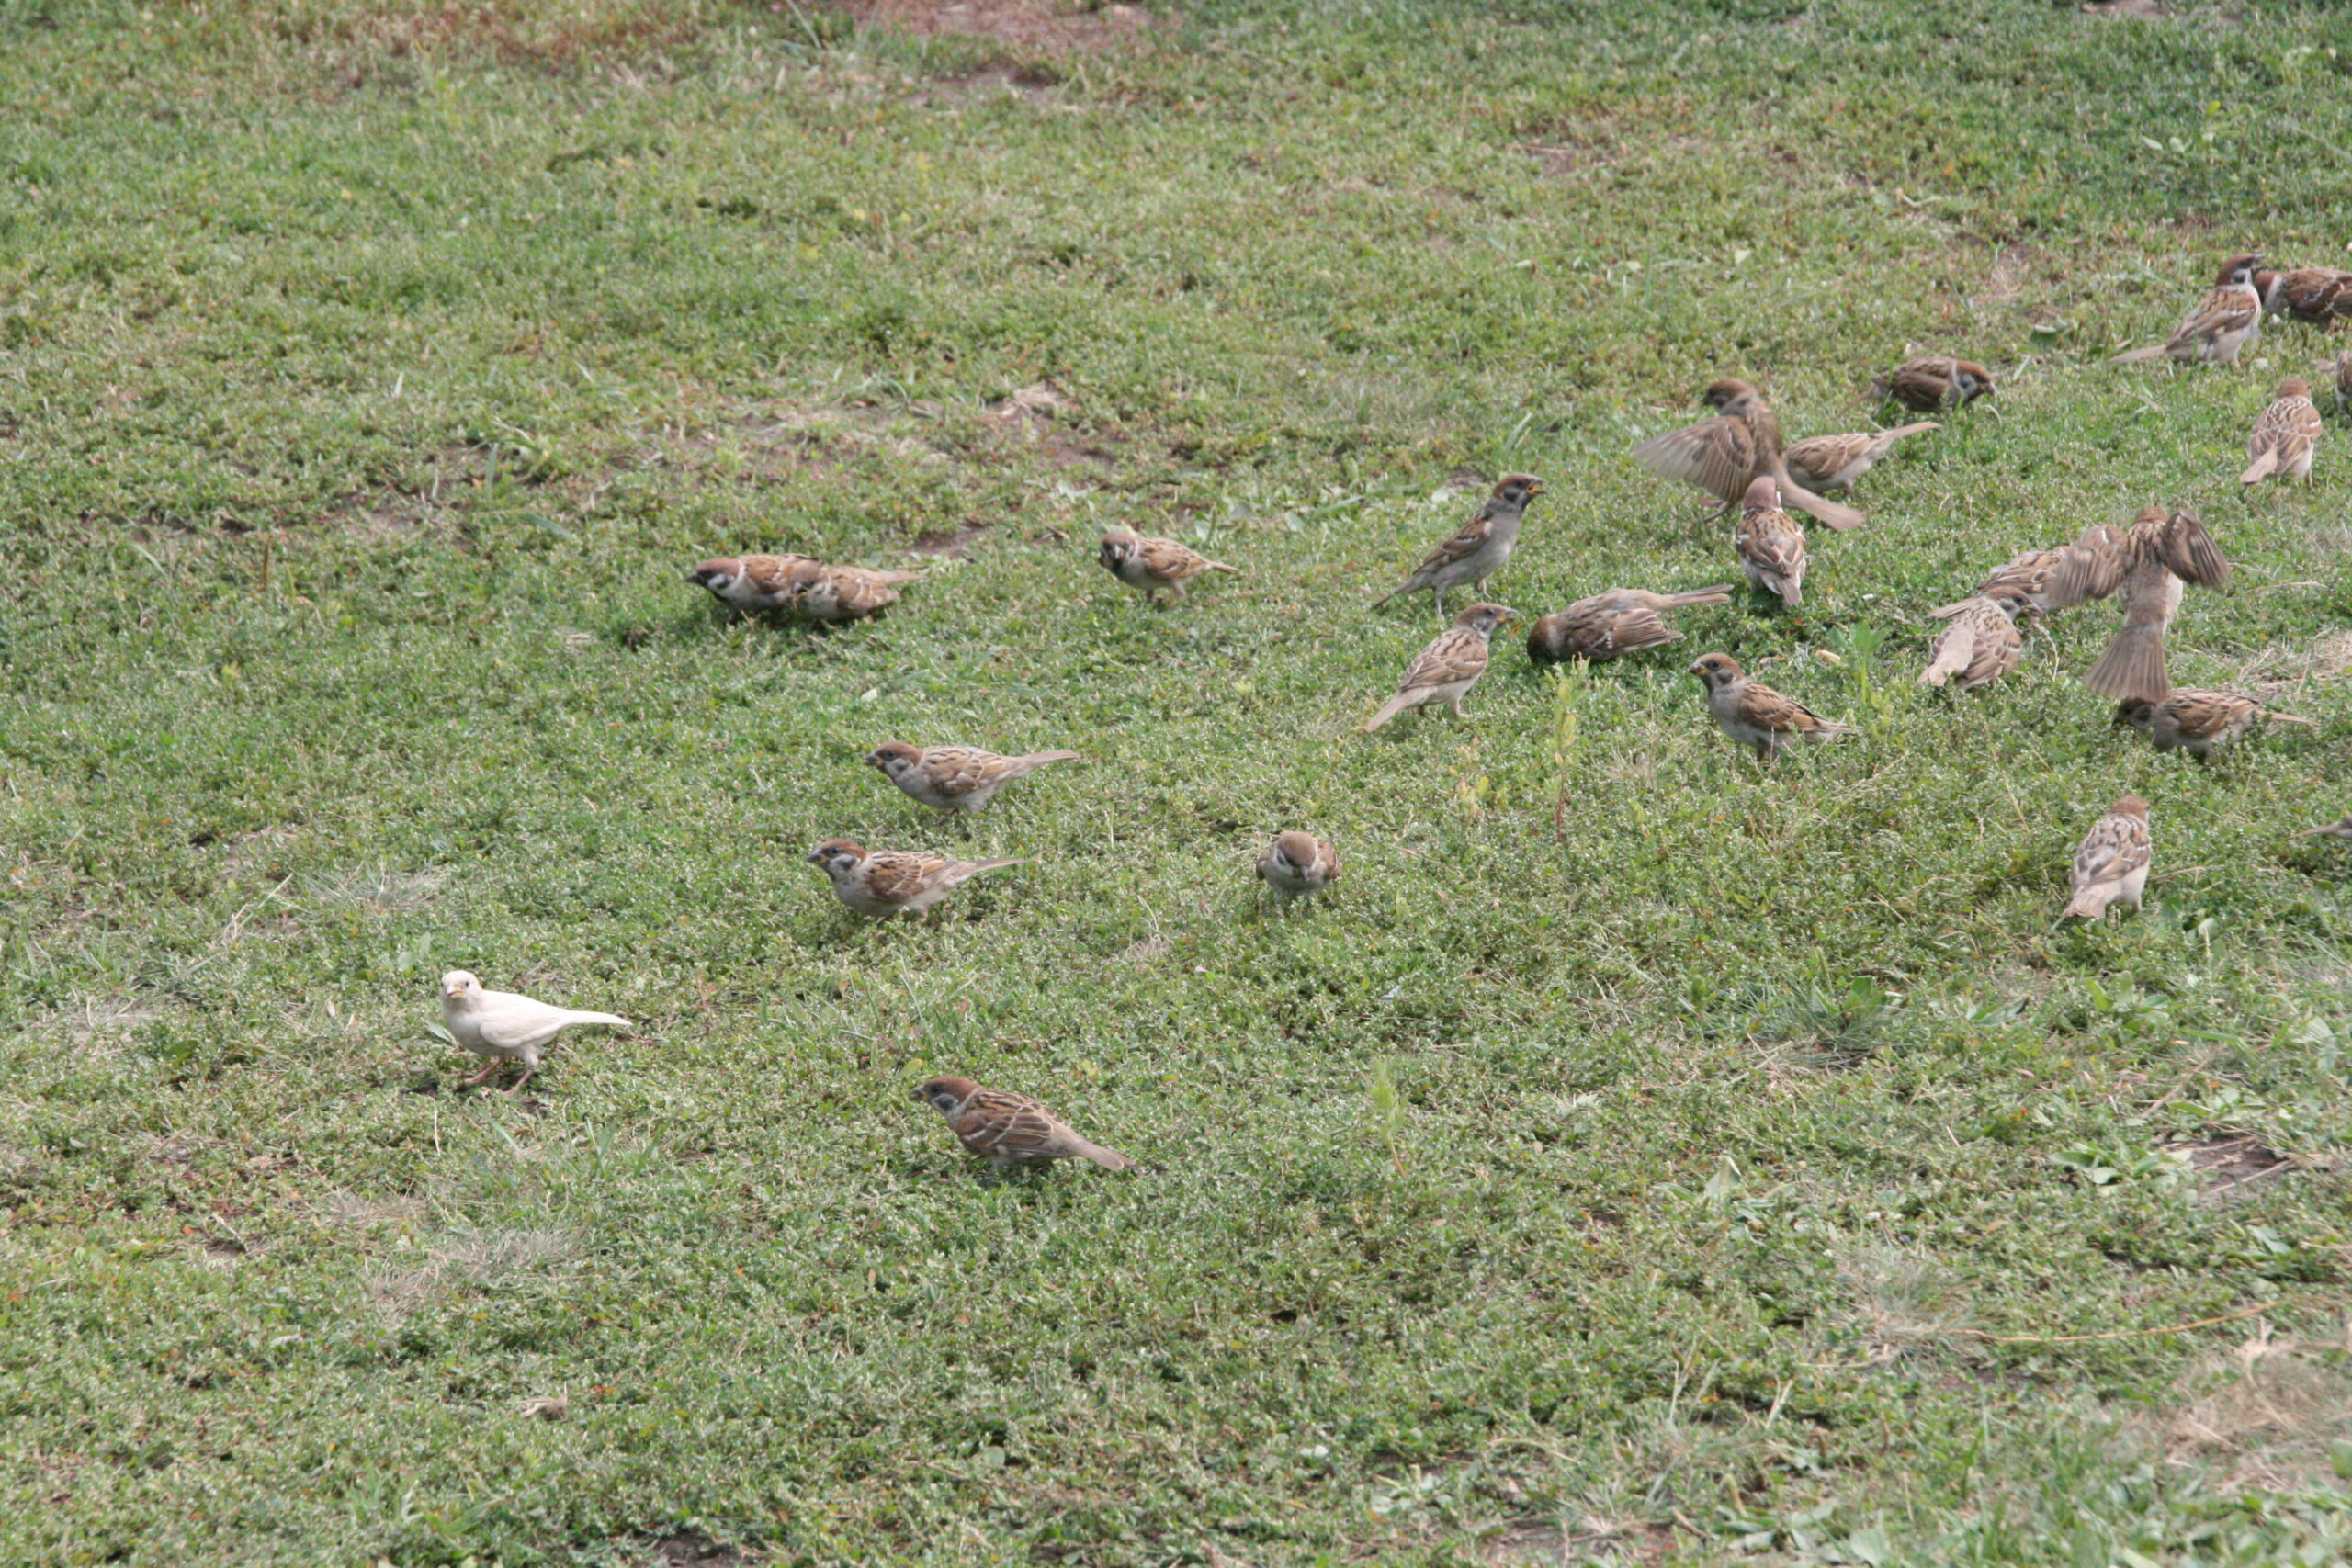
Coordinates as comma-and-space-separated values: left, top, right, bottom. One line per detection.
1098, 526, 1238, 605
1632, 378, 1867, 531
2240, 378, 2322, 487
806, 840, 1020, 918
1373, 474, 1544, 620
1918, 592, 2027, 691
1363, 603, 1515, 732
913, 1076, 1133, 1173
438, 970, 630, 1096
2071, 508, 2233, 705
1525, 584, 1735, 664
1687, 652, 1854, 761
865, 740, 1081, 814
2107, 253, 2264, 366
1781, 422, 1939, 493
1734, 475, 1807, 608
687, 554, 817, 611
1927, 524, 2130, 623
2255, 266, 2352, 328
2112, 689, 2315, 759
1256, 830, 1340, 907
2064, 795, 2152, 919
1875, 358, 1996, 412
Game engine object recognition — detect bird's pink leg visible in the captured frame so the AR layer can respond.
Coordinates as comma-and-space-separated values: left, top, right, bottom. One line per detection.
460, 1060, 503, 1087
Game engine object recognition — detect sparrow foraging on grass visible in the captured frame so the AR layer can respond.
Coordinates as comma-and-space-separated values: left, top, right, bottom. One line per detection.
1928, 525, 2129, 624
686, 555, 917, 622
797, 562, 922, 623
2107, 253, 2264, 367
1256, 830, 1340, 908
1632, 378, 1867, 531
2255, 265, 2352, 329
1687, 652, 1853, 761
913, 1076, 1134, 1173
2064, 796, 2151, 919
1362, 603, 1514, 732
865, 741, 1081, 814
1524, 584, 1734, 664
687, 554, 818, 612
2112, 689, 2315, 759
1098, 526, 1238, 606
438, 970, 630, 1096
1373, 475, 1544, 619
2240, 378, 2322, 488
1918, 592, 2027, 691
1875, 358, 1996, 412
1734, 476, 1808, 608
1781, 422, 1939, 493
806, 840, 1020, 918
2067, 507, 2233, 705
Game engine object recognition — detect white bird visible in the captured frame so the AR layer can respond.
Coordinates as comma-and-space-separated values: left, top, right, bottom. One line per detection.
438, 969, 630, 1095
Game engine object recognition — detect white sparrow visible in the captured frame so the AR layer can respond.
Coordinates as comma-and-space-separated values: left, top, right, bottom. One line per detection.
1632, 378, 1867, 531
2064, 795, 2151, 919
1098, 526, 1238, 605
1362, 603, 1514, 732
797, 561, 922, 623
2107, 253, 2264, 366
1781, 422, 1939, 492
1917, 592, 2026, 691
2254, 265, 2352, 329
2073, 507, 2233, 705
2112, 689, 2314, 759
806, 840, 1020, 918
865, 740, 1080, 813
1734, 475, 1807, 608
1874, 358, 1995, 412
914, 1076, 1133, 1172
2240, 378, 2322, 487
1256, 830, 1340, 907
1373, 474, 1544, 619
1687, 651, 1853, 761
1525, 584, 1734, 664
438, 970, 629, 1096
686, 553, 818, 611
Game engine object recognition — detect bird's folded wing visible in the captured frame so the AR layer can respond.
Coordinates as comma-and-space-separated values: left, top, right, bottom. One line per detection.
1738, 684, 1826, 733
864, 852, 949, 904
1411, 516, 1493, 575
1399, 629, 1486, 689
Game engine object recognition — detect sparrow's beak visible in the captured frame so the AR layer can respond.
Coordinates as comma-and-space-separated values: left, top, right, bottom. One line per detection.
1525, 479, 1546, 497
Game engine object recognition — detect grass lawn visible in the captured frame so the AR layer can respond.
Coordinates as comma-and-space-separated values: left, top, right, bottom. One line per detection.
7, 0, 2352, 1562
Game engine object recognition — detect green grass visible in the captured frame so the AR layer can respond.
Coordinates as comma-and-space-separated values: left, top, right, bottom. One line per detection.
6, 1, 2352, 1562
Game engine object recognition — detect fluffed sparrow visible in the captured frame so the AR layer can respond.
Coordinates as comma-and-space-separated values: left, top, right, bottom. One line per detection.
1373, 475, 1544, 619
1917, 592, 2026, 691
439, 970, 630, 1096
1525, 584, 1734, 664
1734, 475, 1807, 608
1362, 603, 1515, 732
2112, 689, 2314, 759
913, 1077, 1133, 1172
2240, 378, 2322, 487
865, 740, 1080, 814
797, 561, 922, 623
806, 840, 1020, 918
1927, 525, 2128, 624
2073, 508, 2232, 705
1099, 526, 1238, 606
2107, 253, 2264, 366
1632, 378, 1867, 531
1256, 830, 1340, 907
2064, 795, 2151, 919
687, 553, 817, 611
1687, 651, 1853, 761
2255, 265, 2352, 329
1875, 358, 1995, 412
1782, 422, 1939, 492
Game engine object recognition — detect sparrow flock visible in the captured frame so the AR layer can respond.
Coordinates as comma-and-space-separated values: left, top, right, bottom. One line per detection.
429, 250, 2345, 1175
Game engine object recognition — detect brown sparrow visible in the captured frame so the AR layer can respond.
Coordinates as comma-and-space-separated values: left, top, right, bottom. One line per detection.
1098, 526, 1238, 605
1927, 525, 2129, 623
1256, 830, 1340, 907
1734, 475, 1807, 608
2073, 507, 2233, 704
2112, 689, 2314, 759
2107, 253, 2264, 366
797, 562, 921, 623
1363, 603, 1514, 731
913, 1077, 1133, 1172
2254, 265, 2352, 328
1632, 378, 1867, 531
1525, 584, 1733, 664
2240, 378, 2322, 487
806, 840, 1020, 918
1874, 358, 1995, 412
865, 740, 1080, 814
1687, 652, 1853, 761
439, 970, 629, 1096
1917, 592, 2026, 691
687, 554, 818, 611
1781, 422, 1939, 492
1373, 475, 1544, 619
2336, 349, 2352, 413
2064, 795, 2151, 919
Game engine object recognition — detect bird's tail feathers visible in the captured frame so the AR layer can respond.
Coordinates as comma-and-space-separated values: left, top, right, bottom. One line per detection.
1361, 694, 1411, 733
1204, 559, 1240, 574
1883, 421, 1941, 441
2081, 623, 2170, 703
1781, 478, 1866, 532
2265, 710, 2318, 727
1666, 585, 1736, 606
1918, 625, 1974, 687
2064, 888, 2116, 919
1778, 578, 1804, 609
1077, 1140, 1135, 1172
2106, 345, 2168, 365
2241, 450, 2279, 486
1016, 750, 1084, 767
566, 1011, 633, 1031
